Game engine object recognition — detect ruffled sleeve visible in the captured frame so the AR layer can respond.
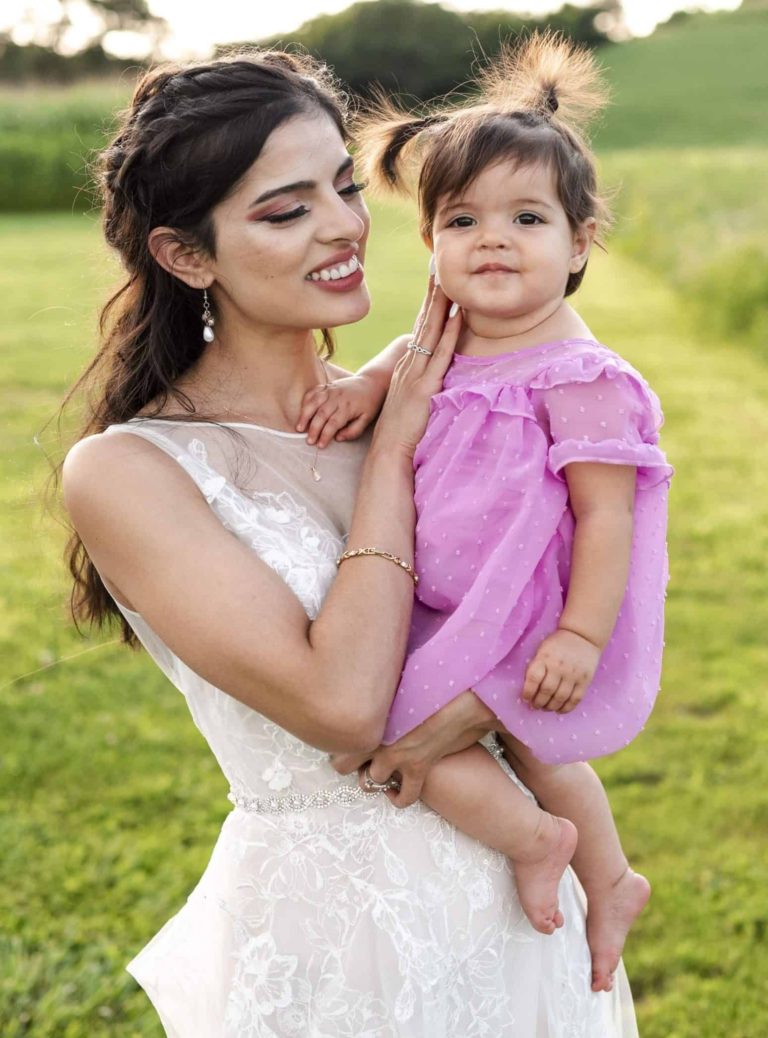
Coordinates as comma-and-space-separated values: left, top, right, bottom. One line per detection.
530, 350, 673, 490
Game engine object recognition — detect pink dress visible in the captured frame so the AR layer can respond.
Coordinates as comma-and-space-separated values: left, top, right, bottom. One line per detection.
384, 338, 673, 763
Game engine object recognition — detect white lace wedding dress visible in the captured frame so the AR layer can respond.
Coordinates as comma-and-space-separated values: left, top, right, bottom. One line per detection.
104, 418, 638, 1038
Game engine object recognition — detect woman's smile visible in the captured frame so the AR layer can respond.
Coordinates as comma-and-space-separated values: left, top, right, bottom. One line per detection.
305, 250, 365, 290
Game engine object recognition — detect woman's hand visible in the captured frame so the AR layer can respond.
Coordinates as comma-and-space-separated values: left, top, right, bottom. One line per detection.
371, 283, 462, 459
331, 690, 495, 808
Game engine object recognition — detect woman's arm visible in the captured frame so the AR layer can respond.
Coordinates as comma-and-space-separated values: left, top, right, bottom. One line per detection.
63, 292, 460, 757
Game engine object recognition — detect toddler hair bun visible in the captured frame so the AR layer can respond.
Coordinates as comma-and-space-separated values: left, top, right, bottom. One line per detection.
478, 30, 610, 136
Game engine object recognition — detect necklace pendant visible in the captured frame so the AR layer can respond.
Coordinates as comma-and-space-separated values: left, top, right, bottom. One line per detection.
311, 465, 322, 482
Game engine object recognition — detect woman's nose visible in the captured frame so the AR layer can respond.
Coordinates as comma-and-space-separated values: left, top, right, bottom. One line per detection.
320, 192, 368, 244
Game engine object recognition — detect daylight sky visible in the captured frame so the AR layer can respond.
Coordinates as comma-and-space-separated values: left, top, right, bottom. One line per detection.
4, 0, 742, 58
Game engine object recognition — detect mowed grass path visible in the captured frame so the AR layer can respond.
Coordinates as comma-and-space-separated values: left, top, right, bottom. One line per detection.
1, 207, 767, 1036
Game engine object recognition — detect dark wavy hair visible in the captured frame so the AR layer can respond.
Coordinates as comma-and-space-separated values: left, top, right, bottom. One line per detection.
61, 49, 349, 644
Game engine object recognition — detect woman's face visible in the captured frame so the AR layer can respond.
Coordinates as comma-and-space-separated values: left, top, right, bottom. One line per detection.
204, 112, 371, 335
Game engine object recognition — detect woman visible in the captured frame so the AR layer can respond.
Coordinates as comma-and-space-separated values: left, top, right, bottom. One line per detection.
61, 50, 638, 1036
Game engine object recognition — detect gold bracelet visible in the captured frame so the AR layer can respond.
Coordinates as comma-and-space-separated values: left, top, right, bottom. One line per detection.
337, 547, 419, 586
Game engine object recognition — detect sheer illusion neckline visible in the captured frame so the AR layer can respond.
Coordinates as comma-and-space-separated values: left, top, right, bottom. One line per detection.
127, 416, 308, 439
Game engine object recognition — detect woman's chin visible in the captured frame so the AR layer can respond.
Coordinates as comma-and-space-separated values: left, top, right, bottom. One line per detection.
318, 285, 372, 328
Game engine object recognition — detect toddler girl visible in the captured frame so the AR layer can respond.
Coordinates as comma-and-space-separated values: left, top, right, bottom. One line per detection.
300, 33, 672, 992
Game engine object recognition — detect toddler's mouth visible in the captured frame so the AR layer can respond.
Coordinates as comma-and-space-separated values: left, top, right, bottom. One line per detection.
473, 263, 516, 275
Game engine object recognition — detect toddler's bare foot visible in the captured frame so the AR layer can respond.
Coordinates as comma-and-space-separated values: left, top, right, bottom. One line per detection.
586, 869, 651, 992
514, 815, 578, 935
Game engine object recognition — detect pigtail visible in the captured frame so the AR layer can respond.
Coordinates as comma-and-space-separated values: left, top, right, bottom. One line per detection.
478, 31, 610, 137
355, 94, 448, 196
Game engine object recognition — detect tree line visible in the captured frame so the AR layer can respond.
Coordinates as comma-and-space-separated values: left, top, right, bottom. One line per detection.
1, 0, 621, 97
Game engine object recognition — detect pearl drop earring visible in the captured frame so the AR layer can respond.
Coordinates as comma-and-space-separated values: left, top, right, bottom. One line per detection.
202, 288, 215, 343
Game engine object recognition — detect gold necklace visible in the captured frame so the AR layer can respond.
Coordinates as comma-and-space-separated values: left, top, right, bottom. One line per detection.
221, 356, 329, 483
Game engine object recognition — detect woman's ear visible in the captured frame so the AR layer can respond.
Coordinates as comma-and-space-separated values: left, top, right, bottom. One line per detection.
570, 217, 596, 274
148, 227, 213, 289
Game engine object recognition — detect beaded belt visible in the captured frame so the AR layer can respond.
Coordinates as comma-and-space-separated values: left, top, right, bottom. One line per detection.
228, 782, 380, 815
228, 739, 506, 816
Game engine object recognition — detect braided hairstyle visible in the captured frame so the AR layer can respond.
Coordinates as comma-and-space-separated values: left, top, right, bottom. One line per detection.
357, 31, 611, 296
62, 49, 348, 642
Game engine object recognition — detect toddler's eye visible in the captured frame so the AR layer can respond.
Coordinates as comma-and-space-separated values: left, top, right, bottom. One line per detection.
448, 215, 476, 228
516, 212, 543, 225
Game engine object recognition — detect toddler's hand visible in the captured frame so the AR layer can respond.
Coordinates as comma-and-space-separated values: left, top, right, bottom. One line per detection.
522, 629, 601, 713
297, 374, 382, 447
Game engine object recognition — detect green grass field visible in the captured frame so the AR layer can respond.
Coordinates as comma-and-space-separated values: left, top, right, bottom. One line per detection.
2, 193, 768, 1035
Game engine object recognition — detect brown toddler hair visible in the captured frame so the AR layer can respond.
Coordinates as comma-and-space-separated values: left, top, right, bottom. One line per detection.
357, 32, 611, 296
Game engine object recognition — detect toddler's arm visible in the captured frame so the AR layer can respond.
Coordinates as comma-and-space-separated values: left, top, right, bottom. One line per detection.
297, 335, 410, 446
297, 272, 451, 446
523, 462, 636, 713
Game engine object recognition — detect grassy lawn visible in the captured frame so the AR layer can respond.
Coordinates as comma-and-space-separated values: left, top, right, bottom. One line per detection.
2, 191, 768, 1038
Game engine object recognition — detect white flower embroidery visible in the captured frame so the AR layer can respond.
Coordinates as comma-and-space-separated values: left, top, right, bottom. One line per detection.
262, 763, 293, 791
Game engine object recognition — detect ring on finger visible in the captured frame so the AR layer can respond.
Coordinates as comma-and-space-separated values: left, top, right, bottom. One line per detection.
362, 765, 401, 793
406, 341, 433, 356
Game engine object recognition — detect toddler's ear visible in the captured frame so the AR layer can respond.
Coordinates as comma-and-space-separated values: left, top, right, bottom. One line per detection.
570, 218, 596, 274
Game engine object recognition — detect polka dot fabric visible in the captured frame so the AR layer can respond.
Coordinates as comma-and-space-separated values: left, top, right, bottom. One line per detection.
384, 339, 673, 763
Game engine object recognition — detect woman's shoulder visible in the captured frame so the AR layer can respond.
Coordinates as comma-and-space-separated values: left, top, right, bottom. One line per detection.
62, 427, 196, 528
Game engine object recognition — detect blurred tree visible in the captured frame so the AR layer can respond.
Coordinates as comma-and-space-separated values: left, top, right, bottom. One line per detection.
1, 0, 165, 80
262, 0, 474, 100
255, 0, 617, 101
467, 3, 619, 55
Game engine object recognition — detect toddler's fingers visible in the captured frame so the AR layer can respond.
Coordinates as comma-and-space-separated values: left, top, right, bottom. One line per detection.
296, 385, 329, 432
335, 414, 370, 442
316, 409, 352, 448
546, 679, 575, 713
306, 402, 341, 445
522, 659, 547, 703
531, 671, 563, 711
559, 681, 587, 713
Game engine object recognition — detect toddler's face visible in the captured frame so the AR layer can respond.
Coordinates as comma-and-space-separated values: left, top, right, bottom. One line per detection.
431, 159, 590, 323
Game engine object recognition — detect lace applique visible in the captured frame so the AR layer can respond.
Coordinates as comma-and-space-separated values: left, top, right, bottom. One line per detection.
177, 438, 341, 619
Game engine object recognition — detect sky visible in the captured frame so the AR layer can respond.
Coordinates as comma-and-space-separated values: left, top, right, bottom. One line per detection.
4, 0, 743, 59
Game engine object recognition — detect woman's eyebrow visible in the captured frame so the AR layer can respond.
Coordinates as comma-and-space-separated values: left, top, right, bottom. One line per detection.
250, 156, 354, 207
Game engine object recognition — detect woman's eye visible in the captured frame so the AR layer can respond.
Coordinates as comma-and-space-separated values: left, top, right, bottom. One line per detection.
516, 212, 543, 225
448, 215, 475, 228
338, 181, 366, 197
262, 206, 310, 224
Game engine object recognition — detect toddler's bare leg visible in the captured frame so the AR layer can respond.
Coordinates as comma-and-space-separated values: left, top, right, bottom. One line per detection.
499, 734, 651, 993
420, 744, 577, 935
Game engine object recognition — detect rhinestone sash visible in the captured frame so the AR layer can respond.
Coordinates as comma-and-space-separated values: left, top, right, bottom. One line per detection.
228, 782, 380, 814
227, 738, 506, 815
